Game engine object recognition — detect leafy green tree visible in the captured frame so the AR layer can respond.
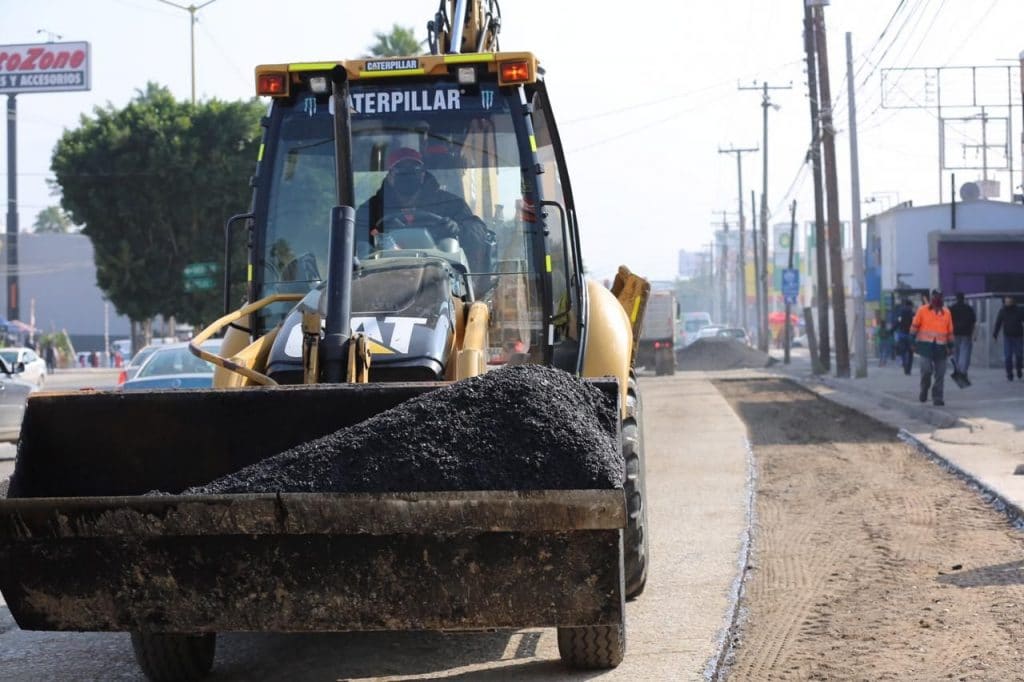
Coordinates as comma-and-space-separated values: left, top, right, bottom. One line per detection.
51, 83, 263, 328
32, 206, 75, 233
367, 24, 422, 57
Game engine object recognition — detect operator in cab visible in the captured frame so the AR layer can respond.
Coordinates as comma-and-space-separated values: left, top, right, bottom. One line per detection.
355, 147, 495, 273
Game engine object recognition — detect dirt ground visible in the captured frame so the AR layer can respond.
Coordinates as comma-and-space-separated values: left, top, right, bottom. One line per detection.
714, 377, 1024, 681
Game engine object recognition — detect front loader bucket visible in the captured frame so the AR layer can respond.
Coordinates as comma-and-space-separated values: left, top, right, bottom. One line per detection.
0, 490, 625, 633
0, 379, 625, 635
9, 382, 448, 498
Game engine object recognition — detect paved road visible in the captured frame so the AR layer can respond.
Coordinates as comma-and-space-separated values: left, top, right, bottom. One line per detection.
0, 372, 753, 680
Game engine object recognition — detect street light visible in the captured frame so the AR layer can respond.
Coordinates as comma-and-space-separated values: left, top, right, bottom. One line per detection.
156, 0, 220, 104
864, 191, 901, 212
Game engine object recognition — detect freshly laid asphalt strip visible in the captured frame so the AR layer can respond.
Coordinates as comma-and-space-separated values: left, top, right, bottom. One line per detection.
186, 364, 622, 494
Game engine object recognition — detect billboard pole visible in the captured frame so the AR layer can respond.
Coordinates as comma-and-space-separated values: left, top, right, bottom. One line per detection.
0, 41, 91, 326
6, 93, 18, 323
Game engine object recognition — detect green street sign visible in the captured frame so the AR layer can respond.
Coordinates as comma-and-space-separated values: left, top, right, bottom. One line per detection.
183, 262, 218, 291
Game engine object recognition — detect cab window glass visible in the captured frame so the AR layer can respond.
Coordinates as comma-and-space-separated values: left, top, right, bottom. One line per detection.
258, 80, 545, 361
530, 89, 576, 341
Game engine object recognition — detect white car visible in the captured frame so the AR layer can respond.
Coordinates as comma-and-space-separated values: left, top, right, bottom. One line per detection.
696, 325, 726, 340
0, 347, 47, 386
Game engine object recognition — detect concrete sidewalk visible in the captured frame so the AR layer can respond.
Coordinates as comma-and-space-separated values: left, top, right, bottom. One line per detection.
770, 348, 1024, 521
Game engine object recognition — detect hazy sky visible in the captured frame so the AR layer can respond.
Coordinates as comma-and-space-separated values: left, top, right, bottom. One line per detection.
2, 0, 1022, 282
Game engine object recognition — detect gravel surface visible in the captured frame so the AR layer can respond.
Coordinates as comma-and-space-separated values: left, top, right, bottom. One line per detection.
715, 377, 1024, 680
676, 338, 775, 371
187, 365, 622, 494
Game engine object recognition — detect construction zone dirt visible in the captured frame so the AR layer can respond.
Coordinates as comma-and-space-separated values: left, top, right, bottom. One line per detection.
714, 377, 1024, 680
675, 338, 775, 371
186, 364, 622, 495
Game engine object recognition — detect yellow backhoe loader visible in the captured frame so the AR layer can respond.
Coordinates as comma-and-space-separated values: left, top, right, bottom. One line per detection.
0, 2, 651, 679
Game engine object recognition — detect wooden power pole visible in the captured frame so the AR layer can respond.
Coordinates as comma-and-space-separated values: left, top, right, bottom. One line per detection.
804, 0, 830, 373
812, 1, 850, 377
718, 145, 758, 332
740, 81, 792, 352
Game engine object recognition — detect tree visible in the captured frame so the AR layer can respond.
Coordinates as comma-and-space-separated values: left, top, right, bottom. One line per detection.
367, 24, 422, 57
51, 83, 263, 329
32, 206, 75, 233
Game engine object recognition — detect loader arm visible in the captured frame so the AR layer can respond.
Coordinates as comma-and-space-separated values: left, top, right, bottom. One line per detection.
611, 265, 651, 370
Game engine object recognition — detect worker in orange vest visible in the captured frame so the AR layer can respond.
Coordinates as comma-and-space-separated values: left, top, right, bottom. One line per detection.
909, 289, 954, 406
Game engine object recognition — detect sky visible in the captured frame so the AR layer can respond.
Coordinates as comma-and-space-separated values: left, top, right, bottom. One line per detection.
2, 0, 1023, 283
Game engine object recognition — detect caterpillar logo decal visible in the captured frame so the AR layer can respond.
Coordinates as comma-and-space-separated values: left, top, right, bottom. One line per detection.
284, 316, 429, 357
364, 58, 419, 72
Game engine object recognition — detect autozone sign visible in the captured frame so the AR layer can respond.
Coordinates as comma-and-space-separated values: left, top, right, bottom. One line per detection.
0, 42, 91, 94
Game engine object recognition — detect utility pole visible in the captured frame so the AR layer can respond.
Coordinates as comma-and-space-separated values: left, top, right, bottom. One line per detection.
784, 199, 797, 364
718, 145, 758, 331
156, 0, 220, 104
719, 211, 729, 325
750, 190, 763, 349
804, 0, 830, 373
6, 94, 18, 323
740, 80, 792, 352
846, 32, 867, 378
813, 1, 850, 377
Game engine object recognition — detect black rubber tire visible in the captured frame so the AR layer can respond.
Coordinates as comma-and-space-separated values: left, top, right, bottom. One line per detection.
130, 632, 216, 682
655, 347, 675, 376
557, 623, 625, 669
654, 352, 666, 376
662, 347, 676, 376
623, 373, 649, 600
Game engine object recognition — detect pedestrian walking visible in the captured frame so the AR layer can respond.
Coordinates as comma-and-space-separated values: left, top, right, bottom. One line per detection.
877, 316, 894, 366
894, 298, 916, 375
993, 295, 1024, 381
949, 292, 977, 385
910, 289, 954, 407
44, 343, 57, 373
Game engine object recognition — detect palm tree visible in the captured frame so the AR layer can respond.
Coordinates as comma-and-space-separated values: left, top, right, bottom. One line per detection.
33, 206, 75, 233
367, 25, 422, 57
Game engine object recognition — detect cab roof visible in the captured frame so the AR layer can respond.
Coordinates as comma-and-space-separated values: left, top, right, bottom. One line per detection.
255, 51, 540, 97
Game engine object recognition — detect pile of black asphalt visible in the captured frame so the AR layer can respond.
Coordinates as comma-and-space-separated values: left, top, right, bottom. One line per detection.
186, 364, 622, 494
676, 337, 776, 371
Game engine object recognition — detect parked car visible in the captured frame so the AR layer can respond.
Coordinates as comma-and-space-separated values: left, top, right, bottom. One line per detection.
714, 327, 752, 345
0, 347, 47, 387
121, 341, 220, 392
679, 312, 714, 348
0, 357, 37, 442
116, 344, 162, 386
695, 325, 726, 340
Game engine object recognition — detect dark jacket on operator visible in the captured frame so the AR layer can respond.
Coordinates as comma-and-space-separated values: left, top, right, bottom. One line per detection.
355, 172, 493, 272
993, 302, 1024, 339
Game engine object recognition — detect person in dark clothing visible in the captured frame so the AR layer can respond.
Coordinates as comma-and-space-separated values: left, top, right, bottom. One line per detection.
949, 292, 976, 385
355, 147, 496, 274
894, 298, 917, 375
44, 343, 57, 373
993, 295, 1024, 381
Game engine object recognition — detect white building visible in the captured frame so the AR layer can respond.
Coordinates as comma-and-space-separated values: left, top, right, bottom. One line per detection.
0, 233, 131, 351
871, 199, 1024, 292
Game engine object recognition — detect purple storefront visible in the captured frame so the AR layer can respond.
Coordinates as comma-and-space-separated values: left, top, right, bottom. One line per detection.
936, 233, 1024, 295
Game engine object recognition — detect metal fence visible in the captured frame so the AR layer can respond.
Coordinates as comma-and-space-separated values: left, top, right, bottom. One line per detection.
962, 293, 1024, 369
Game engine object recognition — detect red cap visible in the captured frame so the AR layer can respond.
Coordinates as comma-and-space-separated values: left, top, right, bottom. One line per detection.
386, 147, 423, 170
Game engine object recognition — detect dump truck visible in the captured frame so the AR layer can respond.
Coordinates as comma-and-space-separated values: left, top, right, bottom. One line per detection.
0, 2, 651, 679
636, 289, 678, 375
